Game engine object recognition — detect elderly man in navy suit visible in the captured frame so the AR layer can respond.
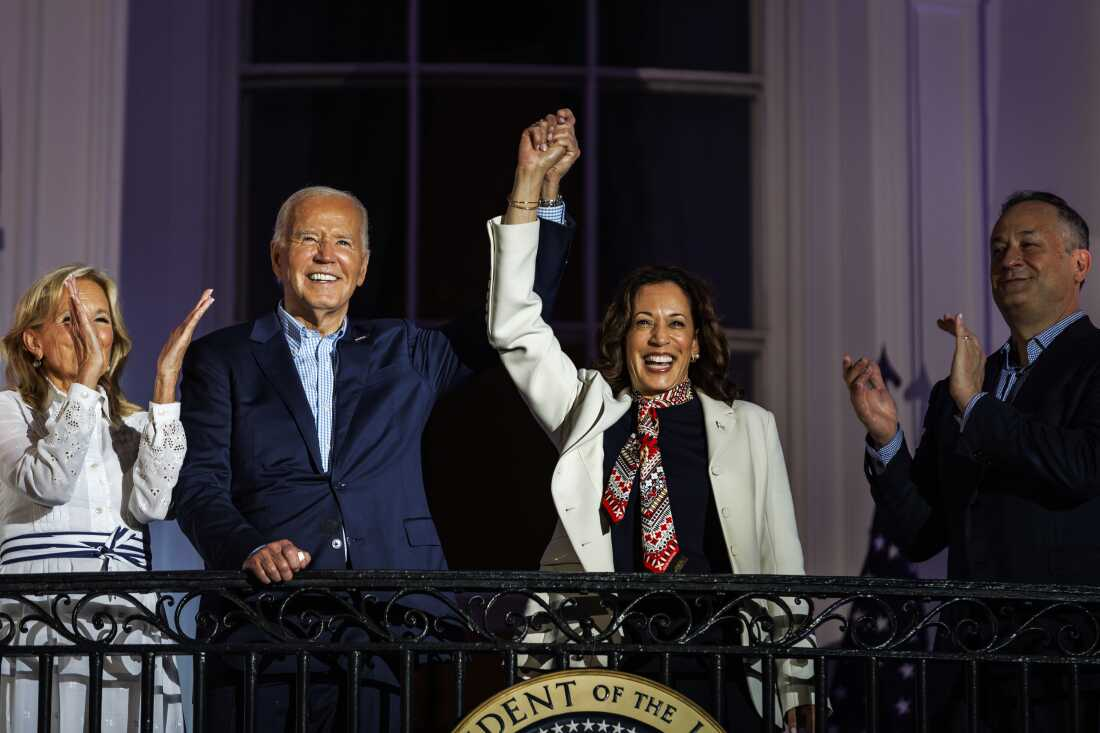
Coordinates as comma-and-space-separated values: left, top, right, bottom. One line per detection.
173, 110, 580, 731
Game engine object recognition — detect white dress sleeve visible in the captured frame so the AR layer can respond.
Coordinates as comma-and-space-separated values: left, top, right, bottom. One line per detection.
0, 384, 102, 506
124, 402, 186, 523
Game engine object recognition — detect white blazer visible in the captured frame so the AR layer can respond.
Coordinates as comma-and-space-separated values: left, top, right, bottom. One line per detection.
486, 217, 816, 717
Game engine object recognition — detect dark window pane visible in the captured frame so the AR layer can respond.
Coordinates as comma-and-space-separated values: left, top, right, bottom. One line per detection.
417, 82, 585, 321
239, 88, 407, 321
249, 2, 406, 63
420, 1, 584, 65
599, 0, 751, 72
728, 350, 755, 402
597, 92, 752, 328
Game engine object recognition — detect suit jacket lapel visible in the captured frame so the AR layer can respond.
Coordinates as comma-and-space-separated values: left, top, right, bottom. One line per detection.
250, 314, 324, 472
328, 322, 373, 471
700, 393, 744, 490
1010, 316, 1092, 414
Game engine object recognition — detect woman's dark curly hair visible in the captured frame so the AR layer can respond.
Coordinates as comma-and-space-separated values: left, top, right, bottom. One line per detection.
595, 265, 740, 403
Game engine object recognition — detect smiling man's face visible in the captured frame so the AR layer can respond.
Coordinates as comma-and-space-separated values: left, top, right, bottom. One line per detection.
271, 194, 368, 334
990, 200, 1087, 330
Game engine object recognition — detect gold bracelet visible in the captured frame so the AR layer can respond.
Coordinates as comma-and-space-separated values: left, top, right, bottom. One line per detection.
506, 198, 539, 211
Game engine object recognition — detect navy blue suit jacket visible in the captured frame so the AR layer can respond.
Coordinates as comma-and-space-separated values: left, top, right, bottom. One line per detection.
173, 218, 573, 573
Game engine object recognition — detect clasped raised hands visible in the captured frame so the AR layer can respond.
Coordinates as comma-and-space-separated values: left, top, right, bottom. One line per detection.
506, 108, 581, 224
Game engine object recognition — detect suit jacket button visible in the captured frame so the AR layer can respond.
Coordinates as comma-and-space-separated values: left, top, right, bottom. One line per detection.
720, 507, 731, 518
710, 466, 721, 476
331, 538, 343, 550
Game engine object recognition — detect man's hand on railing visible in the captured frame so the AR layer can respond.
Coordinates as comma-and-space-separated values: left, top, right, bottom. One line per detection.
242, 539, 312, 584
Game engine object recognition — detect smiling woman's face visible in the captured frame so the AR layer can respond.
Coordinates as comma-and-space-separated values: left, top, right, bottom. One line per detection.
624, 281, 699, 396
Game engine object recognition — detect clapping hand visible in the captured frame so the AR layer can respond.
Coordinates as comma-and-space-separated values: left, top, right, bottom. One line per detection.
152, 289, 215, 404
841, 353, 899, 447
936, 312, 985, 412
64, 276, 109, 389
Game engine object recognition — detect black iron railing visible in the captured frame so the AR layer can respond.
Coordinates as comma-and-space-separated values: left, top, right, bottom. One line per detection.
1, 571, 1099, 732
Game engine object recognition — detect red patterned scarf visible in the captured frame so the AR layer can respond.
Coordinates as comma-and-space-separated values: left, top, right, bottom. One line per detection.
602, 380, 694, 573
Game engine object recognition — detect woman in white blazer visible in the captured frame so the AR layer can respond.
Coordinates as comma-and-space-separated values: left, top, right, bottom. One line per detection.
486, 121, 817, 730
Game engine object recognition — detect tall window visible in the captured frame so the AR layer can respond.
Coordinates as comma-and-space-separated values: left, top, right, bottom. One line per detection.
237, 0, 761, 396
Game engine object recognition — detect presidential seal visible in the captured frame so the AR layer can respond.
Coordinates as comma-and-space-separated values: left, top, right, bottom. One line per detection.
455, 670, 724, 732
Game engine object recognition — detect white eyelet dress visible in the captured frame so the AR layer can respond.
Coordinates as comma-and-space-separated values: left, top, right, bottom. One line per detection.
0, 383, 186, 732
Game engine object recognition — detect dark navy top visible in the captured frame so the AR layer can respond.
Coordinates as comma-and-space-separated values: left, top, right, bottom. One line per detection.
602, 398, 731, 574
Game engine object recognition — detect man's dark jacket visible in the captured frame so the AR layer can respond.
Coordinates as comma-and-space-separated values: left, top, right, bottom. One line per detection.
867, 316, 1100, 585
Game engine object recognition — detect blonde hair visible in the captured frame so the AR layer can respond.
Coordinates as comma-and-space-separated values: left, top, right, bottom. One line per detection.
1, 264, 140, 423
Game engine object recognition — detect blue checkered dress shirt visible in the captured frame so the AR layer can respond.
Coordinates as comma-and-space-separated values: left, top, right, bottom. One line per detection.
874, 310, 1086, 466
277, 303, 347, 472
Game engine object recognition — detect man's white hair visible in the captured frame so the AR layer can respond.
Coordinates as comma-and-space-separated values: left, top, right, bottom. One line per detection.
271, 186, 370, 253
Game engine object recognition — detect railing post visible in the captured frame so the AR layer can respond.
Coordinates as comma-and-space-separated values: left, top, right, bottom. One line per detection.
193, 652, 207, 733
36, 653, 53, 733
504, 649, 517, 688
88, 652, 104, 733
401, 649, 413, 733
966, 660, 979, 733
865, 657, 879, 733
453, 650, 466, 725
347, 650, 361, 731
243, 651, 259, 733
295, 652, 310, 733
140, 651, 155, 733
711, 652, 724, 726
762, 654, 775, 733
813, 657, 827, 733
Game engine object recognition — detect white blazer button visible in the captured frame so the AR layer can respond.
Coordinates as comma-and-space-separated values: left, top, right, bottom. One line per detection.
720, 507, 731, 518
331, 538, 343, 550
710, 466, 721, 476
728, 545, 737, 556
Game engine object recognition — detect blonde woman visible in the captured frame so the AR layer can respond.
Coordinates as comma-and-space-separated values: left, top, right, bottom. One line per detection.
0, 265, 211, 732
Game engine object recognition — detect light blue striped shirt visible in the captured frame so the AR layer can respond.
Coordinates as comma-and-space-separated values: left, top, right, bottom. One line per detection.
875, 310, 1086, 466
277, 303, 347, 472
